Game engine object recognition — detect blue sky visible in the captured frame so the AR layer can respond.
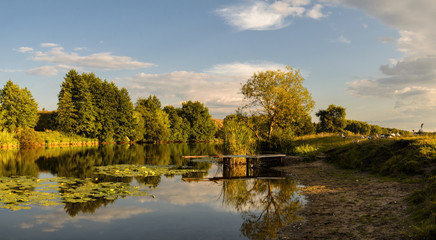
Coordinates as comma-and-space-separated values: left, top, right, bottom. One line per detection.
1, 0, 435, 131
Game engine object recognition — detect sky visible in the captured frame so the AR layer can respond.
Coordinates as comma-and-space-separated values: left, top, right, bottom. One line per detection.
1, 0, 435, 132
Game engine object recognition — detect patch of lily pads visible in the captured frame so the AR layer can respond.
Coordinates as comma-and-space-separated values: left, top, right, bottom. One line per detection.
94, 164, 207, 178
0, 164, 205, 211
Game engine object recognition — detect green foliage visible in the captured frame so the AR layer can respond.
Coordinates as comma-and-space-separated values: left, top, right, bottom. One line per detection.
180, 100, 217, 141
316, 104, 346, 133
0, 129, 19, 147
16, 128, 44, 147
163, 105, 191, 141
241, 66, 315, 139
222, 114, 257, 155
407, 176, 436, 239
294, 144, 319, 161
57, 70, 135, 142
0, 80, 39, 131
135, 95, 171, 142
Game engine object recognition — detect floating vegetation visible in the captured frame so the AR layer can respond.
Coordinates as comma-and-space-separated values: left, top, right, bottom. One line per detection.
94, 164, 206, 178
0, 164, 206, 211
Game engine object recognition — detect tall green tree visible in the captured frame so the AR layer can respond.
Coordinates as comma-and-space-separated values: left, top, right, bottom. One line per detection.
241, 67, 315, 139
315, 104, 346, 133
0, 80, 39, 131
57, 70, 134, 142
180, 100, 217, 141
57, 70, 96, 136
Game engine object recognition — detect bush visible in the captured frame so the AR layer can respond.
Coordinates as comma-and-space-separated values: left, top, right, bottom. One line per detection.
16, 128, 44, 147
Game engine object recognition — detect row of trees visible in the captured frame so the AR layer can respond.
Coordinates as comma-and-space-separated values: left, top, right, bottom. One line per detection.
0, 69, 217, 144
56, 69, 217, 142
315, 104, 407, 135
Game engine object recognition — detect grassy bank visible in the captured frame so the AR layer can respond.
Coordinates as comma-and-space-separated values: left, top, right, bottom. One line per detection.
0, 129, 98, 149
323, 136, 436, 239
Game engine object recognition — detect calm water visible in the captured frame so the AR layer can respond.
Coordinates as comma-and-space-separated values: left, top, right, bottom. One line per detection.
0, 143, 304, 240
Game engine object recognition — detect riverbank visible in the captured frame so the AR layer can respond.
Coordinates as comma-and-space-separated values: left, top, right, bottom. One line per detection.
274, 160, 421, 239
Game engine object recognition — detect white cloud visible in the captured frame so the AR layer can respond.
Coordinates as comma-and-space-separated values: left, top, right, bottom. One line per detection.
40, 43, 60, 47
216, 0, 327, 30
16, 46, 33, 53
26, 64, 71, 76
23, 206, 152, 231
125, 62, 288, 118
27, 65, 59, 76
347, 56, 436, 118
20, 44, 154, 74
306, 4, 326, 19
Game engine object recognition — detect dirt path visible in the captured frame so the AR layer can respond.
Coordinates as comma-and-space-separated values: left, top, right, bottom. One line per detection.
273, 160, 421, 240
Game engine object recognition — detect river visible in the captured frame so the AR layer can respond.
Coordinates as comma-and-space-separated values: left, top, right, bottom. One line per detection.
0, 143, 304, 240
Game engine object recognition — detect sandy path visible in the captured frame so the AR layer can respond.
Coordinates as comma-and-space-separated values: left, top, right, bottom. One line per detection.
273, 160, 421, 239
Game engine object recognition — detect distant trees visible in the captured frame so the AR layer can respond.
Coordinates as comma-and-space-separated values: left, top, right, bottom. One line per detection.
316, 104, 346, 133
0, 80, 39, 131
241, 66, 315, 139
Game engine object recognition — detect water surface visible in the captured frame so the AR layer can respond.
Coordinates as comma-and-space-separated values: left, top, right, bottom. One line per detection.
0, 143, 303, 240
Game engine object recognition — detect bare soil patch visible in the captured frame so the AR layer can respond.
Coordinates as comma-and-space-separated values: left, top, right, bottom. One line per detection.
273, 160, 421, 239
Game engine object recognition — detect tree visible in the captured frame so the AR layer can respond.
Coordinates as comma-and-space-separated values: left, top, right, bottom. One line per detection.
180, 100, 217, 141
57, 69, 96, 136
241, 67, 315, 139
315, 104, 346, 133
0, 80, 39, 131
135, 95, 170, 142
163, 105, 191, 141
57, 70, 135, 142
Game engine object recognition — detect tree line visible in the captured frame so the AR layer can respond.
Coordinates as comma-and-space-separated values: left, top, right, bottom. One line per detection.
221, 67, 410, 154
0, 69, 217, 145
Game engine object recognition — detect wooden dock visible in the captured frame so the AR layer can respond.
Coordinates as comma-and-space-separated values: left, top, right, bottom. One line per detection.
182, 154, 286, 159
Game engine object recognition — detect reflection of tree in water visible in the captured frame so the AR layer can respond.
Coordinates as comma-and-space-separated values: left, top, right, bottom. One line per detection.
64, 198, 115, 217
0, 148, 42, 177
222, 178, 302, 240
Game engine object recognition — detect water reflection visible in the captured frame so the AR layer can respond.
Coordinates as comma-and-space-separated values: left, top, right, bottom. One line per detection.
222, 178, 302, 240
0, 143, 303, 240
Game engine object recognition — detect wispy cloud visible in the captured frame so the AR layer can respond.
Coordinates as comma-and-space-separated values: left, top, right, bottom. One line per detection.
216, 0, 327, 31
18, 43, 154, 75
16, 46, 33, 53
331, 35, 351, 44
306, 4, 326, 19
40, 43, 59, 48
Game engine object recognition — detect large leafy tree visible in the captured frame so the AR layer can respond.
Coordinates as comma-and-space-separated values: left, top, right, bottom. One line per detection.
316, 104, 346, 133
135, 95, 170, 142
163, 105, 190, 141
241, 67, 315, 139
0, 80, 39, 131
180, 100, 217, 141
